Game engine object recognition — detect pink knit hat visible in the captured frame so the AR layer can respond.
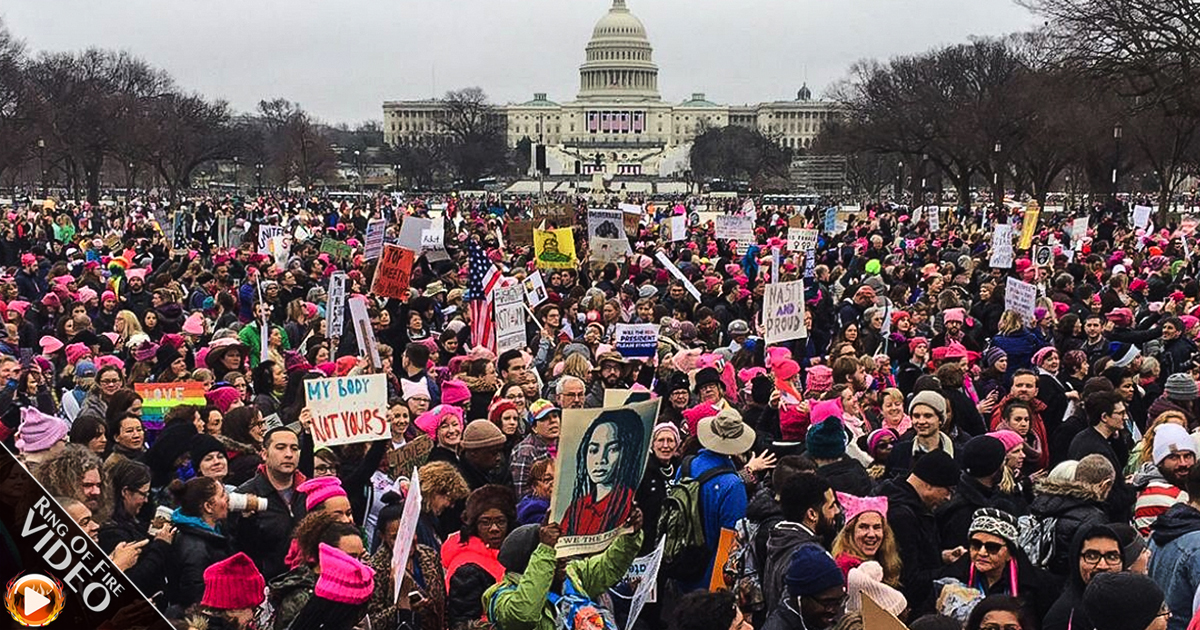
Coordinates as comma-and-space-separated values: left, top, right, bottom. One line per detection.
182, 312, 206, 336
95, 355, 124, 372
16, 407, 70, 453
64, 343, 91, 365
39, 335, 64, 354
1031, 346, 1056, 367
772, 358, 800, 382
681, 401, 720, 436
200, 552, 265, 610
988, 430, 1025, 453
205, 386, 242, 413
298, 476, 348, 511
414, 404, 464, 440
806, 365, 834, 393
6, 300, 29, 317
77, 287, 98, 304
315, 543, 375, 605
440, 379, 470, 406
835, 492, 888, 524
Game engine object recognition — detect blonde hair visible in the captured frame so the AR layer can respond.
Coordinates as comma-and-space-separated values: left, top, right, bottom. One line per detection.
831, 512, 903, 587
882, 388, 904, 405
997, 310, 1024, 335
114, 310, 144, 341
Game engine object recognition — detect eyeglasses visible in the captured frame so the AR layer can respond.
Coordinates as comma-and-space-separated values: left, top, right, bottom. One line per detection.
314, 464, 338, 475
125, 488, 149, 498
969, 538, 1006, 555
478, 516, 508, 530
1080, 550, 1123, 565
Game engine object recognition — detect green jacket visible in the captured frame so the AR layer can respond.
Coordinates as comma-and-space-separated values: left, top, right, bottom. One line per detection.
483, 531, 643, 630
238, 321, 290, 369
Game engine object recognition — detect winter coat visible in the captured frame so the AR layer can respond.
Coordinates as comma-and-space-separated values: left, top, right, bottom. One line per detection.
1132, 462, 1188, 535
878, 477, 942, 614
368, 543, 446, 630
939, 547, 1059, 625
678, 449, 746, 589
267, 565, 316, 630
816, 457, 874, 497
447, 562, 495, 629
1044, 524, 1121, 630
440, 532, 504, 588
168, 515, 233, 609
761, 522, 819, 611
1149, 503, 1200, 630
936, 474, 1022, 550
990, 329, 1045, 374
232, 468, 309, 581
483, 531, 642, 630
96, 514, 172, 602
761, 597, 805, 630
220, 435, 263, 487
1026, 477, 1108, 579
1037, 371, 1075, 438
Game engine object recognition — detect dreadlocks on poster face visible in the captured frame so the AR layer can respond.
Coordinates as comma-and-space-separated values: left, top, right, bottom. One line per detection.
549, 398, 658, 557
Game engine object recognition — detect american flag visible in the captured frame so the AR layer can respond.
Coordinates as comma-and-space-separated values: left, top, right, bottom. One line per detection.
466, 238, 501, 353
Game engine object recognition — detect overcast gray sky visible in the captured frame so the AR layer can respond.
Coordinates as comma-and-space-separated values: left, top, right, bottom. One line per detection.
2, 0, 1039, 125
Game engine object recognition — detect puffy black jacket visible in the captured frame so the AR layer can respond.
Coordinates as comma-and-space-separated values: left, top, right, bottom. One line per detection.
936, 474, 1022, 549
878, 477, 942, 615
233, 471, 308, 581
169, 521, 233, 609
1026, 477, 1107, 578
816, 457, 873, 497
761, 522, 819, 612
446, 562, 495, 629
1043, 524, 1120, 630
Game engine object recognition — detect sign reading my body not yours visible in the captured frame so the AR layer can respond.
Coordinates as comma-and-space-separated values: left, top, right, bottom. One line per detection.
305, 373, 389, 447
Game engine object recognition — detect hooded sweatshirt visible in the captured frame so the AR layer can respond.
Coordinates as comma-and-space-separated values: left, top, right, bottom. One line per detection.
1026, 476, 1108, 579
1043, 524, 1121, 630
762, 522, 819, 611
1149, 502, 1200, 630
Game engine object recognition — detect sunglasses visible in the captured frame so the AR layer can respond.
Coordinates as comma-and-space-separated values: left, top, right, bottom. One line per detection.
969, 538, 1006, 555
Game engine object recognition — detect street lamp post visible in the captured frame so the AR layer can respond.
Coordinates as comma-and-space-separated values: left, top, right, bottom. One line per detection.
233, 156, 240, 192
894, 161, 904, 202
354, 150, 361, 194
255, 163, 263, 195
1112, 123, 1123, 204
993, 142, 1003, 212
37, 139, 45, 199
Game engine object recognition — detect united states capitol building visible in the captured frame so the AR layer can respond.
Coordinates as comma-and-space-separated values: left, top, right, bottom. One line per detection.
382, 0, 840, 183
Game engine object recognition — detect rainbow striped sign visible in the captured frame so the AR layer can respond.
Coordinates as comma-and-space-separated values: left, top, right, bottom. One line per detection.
135, 382, 207, 431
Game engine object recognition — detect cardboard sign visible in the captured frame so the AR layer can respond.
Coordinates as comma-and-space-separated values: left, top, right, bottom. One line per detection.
493, 284, 527, 353
327, 272, 347, 338
1133, 205, 1153, 230
364, 218, 388, 260
763, 280, 807, 344
508, 219, 536, 248
788, 214, 806, 228
135, 382, 206, 430
662, 215, 686, 242
927, 206, 940, 232
1005, 277, 1038, 322
258, 225, 283, 254
1018, 206, 1040, 249
588, 209, 632, 262
1071, 217, 1089, 251
371, 244, 415, 300
391, 467, 423, 604
397, 216, 431, 252
655, 251, 701, 301
533, 228, 577, 269
613, 323, 659, 359
710, 528, 738, 591
990, 223, 1014, 268
714, 215, 754, 244
861, 594, 908, 630
523, 270, 548, 306
1034, 245, 1053, 267
420, 217, 449, 262
305, 373, 389, 447
386, 434, 433, 479
534, 203, 575, 221
320, 238, 353, 262
788, 228, 818, 253
349, 297, 382, 369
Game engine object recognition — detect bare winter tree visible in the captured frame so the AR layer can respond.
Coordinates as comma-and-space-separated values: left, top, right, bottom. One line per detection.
257, 98, 337, 189
437, 88, 509, 184
0, 19, 34, 186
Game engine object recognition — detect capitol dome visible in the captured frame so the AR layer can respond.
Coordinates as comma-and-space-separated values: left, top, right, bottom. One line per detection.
578, 0, 660, 102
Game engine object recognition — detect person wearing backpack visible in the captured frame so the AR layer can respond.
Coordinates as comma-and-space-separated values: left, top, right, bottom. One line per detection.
483, 511, 644, 630
671, 408, 754, 591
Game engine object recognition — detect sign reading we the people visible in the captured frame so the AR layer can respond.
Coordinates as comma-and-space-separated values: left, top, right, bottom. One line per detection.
304, 373, 389, 447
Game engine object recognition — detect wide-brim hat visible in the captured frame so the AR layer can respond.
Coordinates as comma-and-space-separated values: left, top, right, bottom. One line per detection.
697, 409, 755, 456
204, 337, 250, 372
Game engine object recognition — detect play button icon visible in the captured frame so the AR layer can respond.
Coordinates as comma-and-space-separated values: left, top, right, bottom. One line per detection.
4, 572, 64, 626
22, 585, 49, 617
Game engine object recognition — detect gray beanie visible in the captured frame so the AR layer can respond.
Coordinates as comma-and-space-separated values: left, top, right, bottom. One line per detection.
1164, 373, 1198, 401
908, 390, 947, 420
498, 524, 542, 574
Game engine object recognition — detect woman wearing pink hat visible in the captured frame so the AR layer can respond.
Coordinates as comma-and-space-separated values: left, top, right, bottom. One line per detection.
832, 492, 901, 586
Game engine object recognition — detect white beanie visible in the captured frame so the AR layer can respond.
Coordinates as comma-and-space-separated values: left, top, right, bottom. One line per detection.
846, 561, 907, 616
1153, 423, 1195, 465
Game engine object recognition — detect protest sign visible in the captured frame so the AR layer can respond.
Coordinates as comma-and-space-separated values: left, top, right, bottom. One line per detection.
622, 208, 642, 236
861, 594, 908, 630
714, 214, 754, 245
549, 398, 660, 557
763, 280, 807, 344
269, 236, 290, 272
1018, 206, 1039, 249
170, 210, 190, 255
349, 297, 382, 369
927, 206, 940, 232
624, 537, 666, 627
305, 373, 388, 447
655, 251, 700, 300
135, 382, 206, 430
391, 467, 423, 603
217, 214, 229, 250
493, 284, 526, 353
990, 223, 1014, 268
397, 216, 431, 252
1071, 217, 1089, 251
523, 270, 548, 306
613, 324, 659, 359
1033, 245, 1053, 267
710, 528, 738, 590
1005, 277, 1038, 322
327, 272, 347, 338
364, 218, 387, 260
1133, 205, 1153, 230
371, 244, 415, 300
420, 217, 449, 262
533, 228, 577, 269
508, 219, 536, 248
386, 434, 433, 479
534, 203, 574, 221
662, 215, 686, 242
588, 209, 632, 262
771, 247, 780, 284
788, 227, 818, 253
258, 225, 283, 254
788, 214, 806, 228
603, 389, 653, 407
320, 238, 352, 262
824, 207, 838, 233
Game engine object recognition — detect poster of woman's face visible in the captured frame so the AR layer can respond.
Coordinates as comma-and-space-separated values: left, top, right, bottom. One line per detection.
549, 398, 659, 557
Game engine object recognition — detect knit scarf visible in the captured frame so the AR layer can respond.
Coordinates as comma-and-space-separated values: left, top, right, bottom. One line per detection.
171, 508, 221, 535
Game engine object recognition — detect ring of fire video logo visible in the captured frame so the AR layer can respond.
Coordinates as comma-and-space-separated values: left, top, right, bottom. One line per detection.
4, 572, 65, 626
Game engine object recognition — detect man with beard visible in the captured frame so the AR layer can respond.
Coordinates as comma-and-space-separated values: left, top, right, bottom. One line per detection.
1080, 314, 1109, 366
233, 427, 308, 580
762, 544, 846, 630
584, 352, 632, 408
1133, 423, 1195, 535
34, 444, 107, 521
1149, 462, 1200, 630
1158, 316, 1198, 381
123, 267, 153, 318
761, 473, 842, 612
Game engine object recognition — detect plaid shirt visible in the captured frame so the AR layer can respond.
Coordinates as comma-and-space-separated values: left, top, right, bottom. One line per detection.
510, 433, 555, 498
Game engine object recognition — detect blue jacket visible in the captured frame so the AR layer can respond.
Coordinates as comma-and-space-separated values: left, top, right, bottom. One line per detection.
1149, 503, 1200, 630
990, 329, 1045, 374
678, 449, 746, 589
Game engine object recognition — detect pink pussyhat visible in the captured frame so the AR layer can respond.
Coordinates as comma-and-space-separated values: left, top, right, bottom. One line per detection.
315, 543, 375, 605
835, 492, 889, 524
298, 476, 348, 511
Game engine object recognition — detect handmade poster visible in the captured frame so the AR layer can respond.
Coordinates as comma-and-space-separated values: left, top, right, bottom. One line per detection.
1071, 216, 1089, 251
327, 272, 347, 338
523, 270, 548, 306
269, 235, 290, 272
420, 217, 450, 262
763, 280, 807, 344
391, 467, 423, 603
621, 204, 643, 236
861, 594, 908, 630
371, 244, 415, 300
305, 373, 388, 447
1018, 206, 1040, 249
533, 228, 577, 269
603, 388, 653, 408
135, 382, 206, 430
364, 218, 388, 260
349, 297, 382, 369
990, 223, 1014, 268
588, 209, 632, 262
1033, 245, 1053, 267
1133, 205, 1153, 230
319, 237, 352, 262
170, 210, 190, 255
386, 434, 433, 479
655, 251, 701, 301
534, 203, 575, 221
613, 323, 659, 359
927, 206, 940, 232
823, 207, 838, 233
493, 284, 527, 353
258, 225, 283, 254
788, 214, 805, 228
549, 398, 660, 557
397, 216, 432, 252
623, 537, 665, 618
508, 219, 536, 248
662, 215, 686, 242
709, 528, 738, 590
788, 227, 818, 253
619, 202, 643, 215
715, 215, 753, 244
1005, 277, 1038, 322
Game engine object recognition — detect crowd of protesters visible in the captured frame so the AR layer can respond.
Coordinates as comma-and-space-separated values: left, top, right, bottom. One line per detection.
4, 190, 1196, 630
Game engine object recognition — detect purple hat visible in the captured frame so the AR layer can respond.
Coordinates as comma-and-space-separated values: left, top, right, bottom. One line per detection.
16, 407, 69, 453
